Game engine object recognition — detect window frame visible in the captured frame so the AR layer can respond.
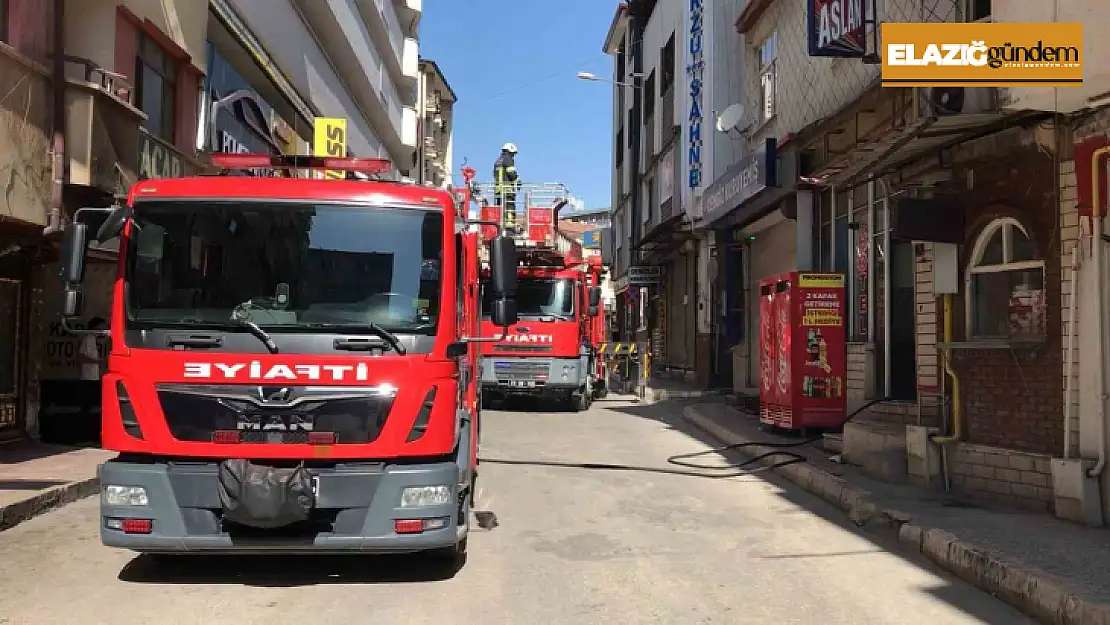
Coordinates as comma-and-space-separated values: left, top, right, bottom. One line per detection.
0, 278, 21, 399
964, 217, 1046, 339
660, 34, 675, 94
757, 31, 777, 123
0, 0, 9, 43
134, 30, 179, 143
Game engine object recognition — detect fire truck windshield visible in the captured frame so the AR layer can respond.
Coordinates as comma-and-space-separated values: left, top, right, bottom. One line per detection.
482, 277, 575, 320
125, 200, 444, 336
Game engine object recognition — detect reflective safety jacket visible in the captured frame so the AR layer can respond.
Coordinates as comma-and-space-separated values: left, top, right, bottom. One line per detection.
493, 153, 520, 194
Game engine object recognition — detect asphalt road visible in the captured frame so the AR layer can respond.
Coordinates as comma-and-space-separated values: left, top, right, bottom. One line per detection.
0, 395, 1035, 625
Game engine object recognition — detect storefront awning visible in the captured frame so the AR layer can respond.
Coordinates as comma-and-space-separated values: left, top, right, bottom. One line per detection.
801, 111, 1040, 188
633, 211, 697, 255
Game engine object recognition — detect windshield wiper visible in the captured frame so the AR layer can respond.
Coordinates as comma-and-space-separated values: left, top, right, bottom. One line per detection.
231, 305, 279, 354
522, 314, 574, 322
299, 323, 407, 355
149, 318, 279, 354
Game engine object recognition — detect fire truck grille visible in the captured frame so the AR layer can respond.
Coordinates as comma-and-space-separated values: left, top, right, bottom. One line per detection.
492, 345, 552, 353
155, 385, 395, 444
492, 360, 550, 382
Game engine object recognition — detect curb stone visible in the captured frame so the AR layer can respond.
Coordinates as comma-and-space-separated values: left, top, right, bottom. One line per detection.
681, 405, 1110, 625
0, 477, 99, 533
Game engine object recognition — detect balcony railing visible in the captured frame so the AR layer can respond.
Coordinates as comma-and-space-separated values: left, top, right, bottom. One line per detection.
61, 54, 144, 200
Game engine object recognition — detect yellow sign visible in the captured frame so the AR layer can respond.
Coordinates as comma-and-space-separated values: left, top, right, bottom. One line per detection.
313, 117, 346, 179
798, 273, 844, 288
803, 309, 842, 327
881, 22, 1083, 87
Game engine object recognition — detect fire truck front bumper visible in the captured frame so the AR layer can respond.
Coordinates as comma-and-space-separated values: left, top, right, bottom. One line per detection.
97, 458, 467, 554
480, 356, 586, 394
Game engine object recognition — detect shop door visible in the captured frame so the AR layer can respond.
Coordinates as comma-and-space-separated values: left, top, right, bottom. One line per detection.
714, 245, 744, 387
889, 242, 917, 400
0, 278, 23, 437
684, 248, 697, 367
665, 255, 691, 369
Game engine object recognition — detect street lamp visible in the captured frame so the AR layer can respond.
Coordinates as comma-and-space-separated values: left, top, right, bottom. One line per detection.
576, 71, 639, 88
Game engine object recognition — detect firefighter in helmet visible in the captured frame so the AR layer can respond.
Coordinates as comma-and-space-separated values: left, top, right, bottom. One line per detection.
493, 142, 521, 230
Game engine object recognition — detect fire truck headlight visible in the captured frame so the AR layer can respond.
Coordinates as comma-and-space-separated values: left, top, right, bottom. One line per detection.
103, 485, 149, 507
401, 485, 451, 507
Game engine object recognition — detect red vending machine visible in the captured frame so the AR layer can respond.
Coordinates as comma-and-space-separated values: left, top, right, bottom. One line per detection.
758, 271, 847, 432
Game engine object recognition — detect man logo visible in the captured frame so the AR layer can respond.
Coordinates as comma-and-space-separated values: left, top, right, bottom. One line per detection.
256, 386, 291, 403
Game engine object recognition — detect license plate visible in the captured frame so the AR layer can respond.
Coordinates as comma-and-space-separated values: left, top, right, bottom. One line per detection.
509, 380, 534, 388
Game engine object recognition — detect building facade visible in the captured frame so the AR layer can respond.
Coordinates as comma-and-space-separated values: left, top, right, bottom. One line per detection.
674, 0, 1110, 526
1, 0, 423, 442
226, 0, 421, 176
416, 58, 455, 188
605, 0, 713, 384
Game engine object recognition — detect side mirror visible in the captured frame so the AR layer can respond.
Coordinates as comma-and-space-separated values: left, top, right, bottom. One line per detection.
589, 305, 599, 317
96, 205, 131, 242
589, 286, 601, 308
59, 223, 88, 284
489, 235, 518, 296
61, 287, 84, 317
491, 298, 518, 327
446, 341, 467, 358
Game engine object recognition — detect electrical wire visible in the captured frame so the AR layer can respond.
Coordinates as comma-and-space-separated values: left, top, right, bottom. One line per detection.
479, 397, 891, 479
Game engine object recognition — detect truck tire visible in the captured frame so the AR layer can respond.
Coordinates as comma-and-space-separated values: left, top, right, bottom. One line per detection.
571, 389, 589, 412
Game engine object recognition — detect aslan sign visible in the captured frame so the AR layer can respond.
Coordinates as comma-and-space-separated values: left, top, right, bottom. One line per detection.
807, 0, 869, 58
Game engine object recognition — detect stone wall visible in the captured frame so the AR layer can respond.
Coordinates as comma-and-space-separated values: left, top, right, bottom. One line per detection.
947, 442, 1054, 512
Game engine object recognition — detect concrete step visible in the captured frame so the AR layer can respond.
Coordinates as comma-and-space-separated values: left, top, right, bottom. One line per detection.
822, 433, 844, 454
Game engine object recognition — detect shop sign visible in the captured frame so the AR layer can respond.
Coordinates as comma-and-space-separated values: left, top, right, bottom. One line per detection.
686, 0, 705, 189
660, 145, 675, 203
137, 131, 185, 180
209, 88, 283, 176
629, 265, 661, 285
582, 230, 602, 248
806, 0, 869, 58
701, 138, 778, 227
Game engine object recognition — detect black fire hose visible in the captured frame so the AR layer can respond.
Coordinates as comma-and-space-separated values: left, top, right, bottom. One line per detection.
478, 397, 890, 480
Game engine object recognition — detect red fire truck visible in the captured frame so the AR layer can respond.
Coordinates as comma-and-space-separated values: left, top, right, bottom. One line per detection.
54, 154, 520, 560
466, 183, 603, 411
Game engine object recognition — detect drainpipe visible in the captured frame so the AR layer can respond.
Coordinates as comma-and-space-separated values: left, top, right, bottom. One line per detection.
1089, 145, 1110, 478
43, 0, 66, 236
1064, 237, 1082, 459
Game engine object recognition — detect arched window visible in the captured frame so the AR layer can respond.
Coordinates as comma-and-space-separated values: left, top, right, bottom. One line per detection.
965, 217, 1046, 338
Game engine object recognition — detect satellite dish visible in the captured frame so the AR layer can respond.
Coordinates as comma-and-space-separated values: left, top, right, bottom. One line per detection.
716, 103, 746, 133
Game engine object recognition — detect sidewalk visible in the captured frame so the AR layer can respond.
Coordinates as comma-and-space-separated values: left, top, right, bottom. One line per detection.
679, 398, 1110, 625
0, 440, 113, 532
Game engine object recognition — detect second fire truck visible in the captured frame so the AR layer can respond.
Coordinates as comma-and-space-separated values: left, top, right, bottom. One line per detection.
467, 182, 603, 411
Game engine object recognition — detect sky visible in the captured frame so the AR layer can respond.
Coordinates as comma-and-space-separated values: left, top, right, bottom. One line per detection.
419, 0, 616, 211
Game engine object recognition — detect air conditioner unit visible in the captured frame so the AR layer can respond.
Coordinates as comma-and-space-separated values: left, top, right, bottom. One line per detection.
920, 87, 997, 117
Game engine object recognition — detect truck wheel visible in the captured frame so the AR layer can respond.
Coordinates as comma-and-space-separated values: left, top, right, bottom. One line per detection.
571, 390, 589, 412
